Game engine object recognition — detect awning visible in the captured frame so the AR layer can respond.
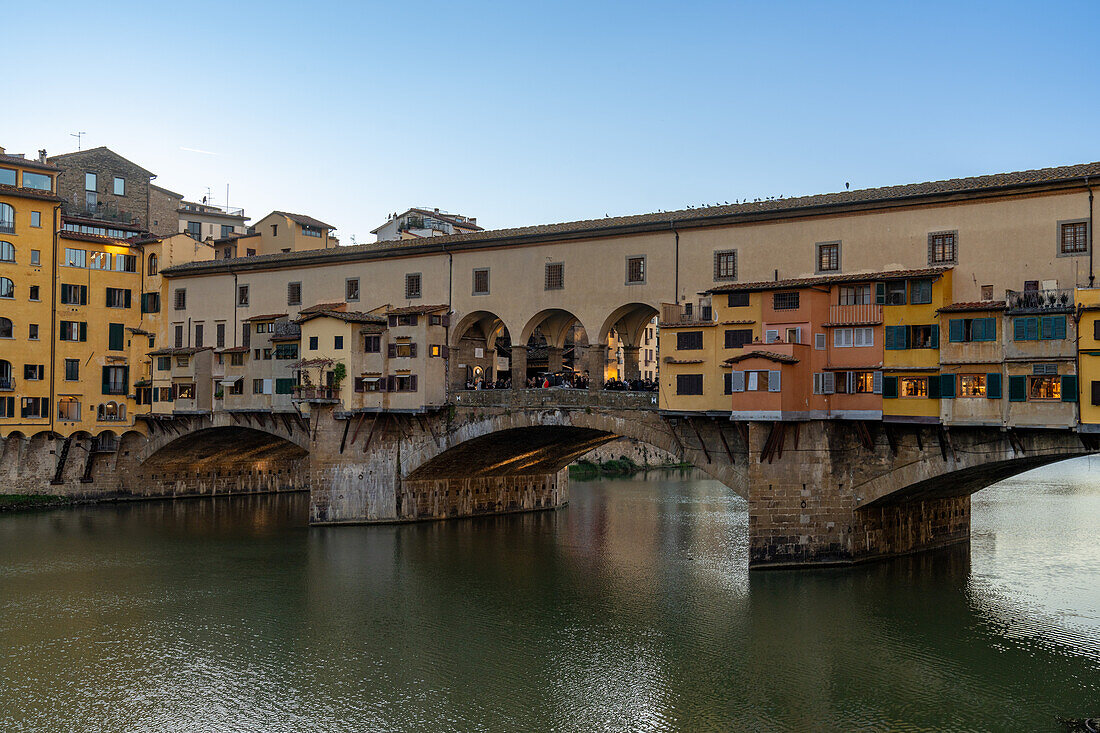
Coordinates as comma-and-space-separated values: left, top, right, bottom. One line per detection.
361, 377, 380, 383
219, 377, 242, 386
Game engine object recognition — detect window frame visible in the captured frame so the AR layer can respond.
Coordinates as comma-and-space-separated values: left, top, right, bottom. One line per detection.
406, 272, 422, 299
1057, 219, 1090, 257
544, 262, 564, 291
928, 230, 958, 265
472, 268, 490, 296
815, 241, 841, 274
625, 255, 646, 285
713, 249, 737, 281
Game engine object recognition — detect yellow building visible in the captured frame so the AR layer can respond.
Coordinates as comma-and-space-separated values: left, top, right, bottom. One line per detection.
0, 149, 59, 437
882, 268, 952, 423
1076, 286, 1100, 429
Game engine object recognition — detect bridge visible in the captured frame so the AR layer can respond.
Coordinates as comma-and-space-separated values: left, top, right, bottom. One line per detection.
30, 387, 1084, 569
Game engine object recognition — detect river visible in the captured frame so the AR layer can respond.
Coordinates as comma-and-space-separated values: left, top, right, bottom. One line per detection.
1, 460, 1098, 732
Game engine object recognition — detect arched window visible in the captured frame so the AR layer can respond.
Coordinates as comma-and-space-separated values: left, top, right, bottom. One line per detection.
0, 359, 11, 387
0, 277, 13, 299
0, 317, 12, 338
98, 402, 125, 422
0, 241, 13, 262
148, 253, 158, 275
0, 203, 12, 234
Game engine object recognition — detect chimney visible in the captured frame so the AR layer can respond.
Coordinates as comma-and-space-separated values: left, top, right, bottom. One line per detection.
38, 149, 46, 163
0, 146, 5, 155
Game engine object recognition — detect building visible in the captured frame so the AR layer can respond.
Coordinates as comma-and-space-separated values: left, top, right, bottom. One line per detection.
1076, 286, 1100, 429
48, 147, 174, 235
372, 208, 481, 242
179, 199, 249, 243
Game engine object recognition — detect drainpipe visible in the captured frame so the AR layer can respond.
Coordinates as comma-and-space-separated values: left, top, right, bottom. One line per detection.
1088, 177, 1094, 288
670, 221, 679, 306
48, 203, 61, 435
444, 243, 453, 397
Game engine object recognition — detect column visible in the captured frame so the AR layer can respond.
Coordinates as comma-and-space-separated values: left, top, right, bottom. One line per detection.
510, 345, 527, 389
586, 344, 609, 393
621, 346, 641, 382
546, 346, 563, 374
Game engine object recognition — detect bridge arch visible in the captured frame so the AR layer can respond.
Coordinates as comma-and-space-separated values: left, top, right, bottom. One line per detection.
136, 412, 310, 466
519, 308, 591, 349
598, 302, 661, 347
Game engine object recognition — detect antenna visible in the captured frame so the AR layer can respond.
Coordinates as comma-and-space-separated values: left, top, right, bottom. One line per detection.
70, 131, 86, 151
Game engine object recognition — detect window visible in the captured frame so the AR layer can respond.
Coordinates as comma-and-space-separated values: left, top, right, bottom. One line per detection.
472, 268, 490, 295
1060, 221, 1088, 255
57, 398, 80, 421
24, 364, 44, 380
216, 323, 225, 348
773, 292, 799, 310
113, 254, 136, 273
545, 262, 564, 290
714, 250, 737, 281
174, 288, 186, 310
176, 384, 195, 400
949, 317, 998, 342
0, 241, 14, 263
141, 292, 160, 313
64, 248, 86, 267
106, 287, 131, 308
959, 374, 986, 397
102, 365, 128, 395
22, 172, 51, 191
786, 327, 801, 344
89, 251, 110, 270
0, 317, 11, 338
838, 285, 870, 306
1028, 376, 1062, 401
174, 324, 184, 348
59, 321, 87, 342
30, 211, 41, 228
816, 241, 840, 273
745, 370, 776, 392
238, 285, 249, 306
253, 379, 265, 394
302, 225, 322, 238
230, 352, 245, 366
390, 342, 417, 358
221, 224, 234, 238
195, 324, 204, 349
677, 331, 703, 350
309, 336, 318, 350
176, 354, 190, 367
85, 172, 97, 191
28, 324, 38, 340
928, 231, 957, 264
187, 221, 201, 239
364, 334, 381, 353
724, 329, 752, 349
626, 256, 646, 284
157, 356, 171, 371
0, 277, 11, 299
113, 177, 125, 196
21, 397, 48, 419
64, 359, 79, 381
108, 323, 124, 351
0, 203, 12, 233
28, 285, 38, 301
815, 333, 826, 350
275, 343, 298, 360
346, 278, 360, 301
1013, 315, 1067, 341
834, 327, 873, 347
899, 377, 928, 398
884, 281, 907, 305
334, 336, 344, 350
886, 324, 938, 350
853, 371, 876, 394
430, 344, 444, 358
287, 282, 302, 306
0, 168, 13, 186
909, 279, 933, 305
30, 250, 39, 266
676, 374, 703, 395
981, 285, 994, 301
228, 379, 244, 395
727, 292, 750, 307
406, 272, 422, 299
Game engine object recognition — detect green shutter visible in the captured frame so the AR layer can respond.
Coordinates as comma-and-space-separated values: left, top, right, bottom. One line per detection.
948, 319, 964, 342
1009, 375, 1027, 402
108, 323, 124, 351
101, 366, 111, 395
1026, 317, 1039, 341
883, 376, 898, 399
276, 378, 295, 395
121, 366, 129, 395
928, 375, 941, 398
986, 372, 1002, 399
1061, 375, 1078, 402
940, 373, 956, 399
79, 322, 87, 342
885, 326, 896, 350
875, 282, 886, 305
1040, 316, 1053, 340
1053, 316, 1067, 340
977, 317, 996, 342
930, 325, 939, 348
1014, 318, 1027, 341
124, 289, 132, 308
899, 325, 909, 349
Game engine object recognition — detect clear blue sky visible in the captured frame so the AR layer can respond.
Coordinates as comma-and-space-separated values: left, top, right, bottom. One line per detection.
7, 1, 1098, 242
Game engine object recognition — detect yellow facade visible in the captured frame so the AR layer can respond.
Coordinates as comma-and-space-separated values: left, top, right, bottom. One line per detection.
882, 270, 952, 420
0, 158, 58, 437
1076, 287, 1100, 427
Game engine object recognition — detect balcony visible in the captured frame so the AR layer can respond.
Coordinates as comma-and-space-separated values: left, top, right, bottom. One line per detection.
1006, 288, 1074, 314
61, 201, 135, 225
293, 385, 339, 402
91, 435, 120, 452
180, 202, 245, 217
274, 322, 301, 339
0, 377, 13, 391
0, 223, 12, 234
826, 303, 882, 325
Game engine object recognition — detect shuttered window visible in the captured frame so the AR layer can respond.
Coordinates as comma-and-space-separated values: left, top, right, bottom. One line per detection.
676, 374, 703, 395
287, 282, 302, 306
677, 331, 703, 350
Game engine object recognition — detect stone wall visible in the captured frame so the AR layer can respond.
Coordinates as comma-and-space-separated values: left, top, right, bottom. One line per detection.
50, 148, 153, 229
576, 437, 680, 468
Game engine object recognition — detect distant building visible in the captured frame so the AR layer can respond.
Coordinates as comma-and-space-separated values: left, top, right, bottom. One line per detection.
214, 211, 338, 259
178, 199, 249, 242
372, 208, 481, 242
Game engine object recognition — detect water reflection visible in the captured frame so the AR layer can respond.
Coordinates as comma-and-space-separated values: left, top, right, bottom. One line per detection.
0, 462, 1097, 732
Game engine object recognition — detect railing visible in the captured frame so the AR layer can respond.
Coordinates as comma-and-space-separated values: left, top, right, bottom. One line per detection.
0, 223, 13, 234
1006, 288, 1074, 313
0, 377, 13, 391
452, 388, 658, 410
293, 385, 338, 401
91, 436, 120, 452
828, 303, 883, 324
62, 201, 134, 225
181, 202, 245, 217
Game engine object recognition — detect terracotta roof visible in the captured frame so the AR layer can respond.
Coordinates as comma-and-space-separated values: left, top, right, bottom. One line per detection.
663, 358, 705, 364
371, 208, 483, 234
658, 319, 719, 328
218, 346, 249, 354
723, 350, 799, 364
273, 211, 335, 230
164, 161, 1100, 278
297, 310, 386, 325
212, 231, 260, 244
270, 334, 301, 342
59, 230, 138, 245
48, 147, 155, 177
243, 313, 288, 321
937, 300, 1007, 313
148, 346, 212, 356
823, 363, 883, 371
386, 304, 449, 316
0, 183, 61, 202
708, 267, 951, 294
0, 153, 59, 172
299, 301, 346, 314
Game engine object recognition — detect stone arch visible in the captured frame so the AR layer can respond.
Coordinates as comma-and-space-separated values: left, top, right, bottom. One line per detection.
450, 310, 515, 388
136, 412, 310, 465
519, 308, 590, 349
598, 302, 661, 347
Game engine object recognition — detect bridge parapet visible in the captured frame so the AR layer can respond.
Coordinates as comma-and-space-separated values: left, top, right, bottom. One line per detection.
451, 388, 658, 411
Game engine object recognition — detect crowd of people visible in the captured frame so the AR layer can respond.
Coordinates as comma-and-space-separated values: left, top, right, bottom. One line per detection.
465, 377, 512, 390
463, 371, 658, 392
602, 377, 659, 392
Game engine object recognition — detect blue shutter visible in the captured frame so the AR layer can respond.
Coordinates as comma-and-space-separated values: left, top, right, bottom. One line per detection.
1040, 316, 1052, 340
882, 376, 898, 399
885, 326, 896, 350
899, 325, 909, 349
1014, 318, 1026, 341
1008, 375, 1027, 402
1053, 316, 1067, 340
875, 282, 886, 305
978, 318, 996, 342
1026, 317, 1039, 341
940, 373, 956, 399
928, 375, 941, 398
948, 319, 964, 342
1061, 375, 1078, 402
930, 325, 939, 348
986, 372, 1002, 399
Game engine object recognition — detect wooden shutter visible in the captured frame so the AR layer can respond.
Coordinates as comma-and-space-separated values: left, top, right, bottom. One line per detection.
928, 374, 940, 398
986, 372, 1002, 399
875, 282, 886, 304
767, 370, 781, 392
885, 326, 896, 350
948, 319, 964, 342
730, 371, 745, 392
882, 376, 897, 399
930, 325, 939, 348
108, 323, 123, 350
1092, 380, 1100, 406
1014, 317, 1026, 341
1053, 316, 1067, 340
1061, 375, 1077, 402
79, 322, 88, 342
410, 375, 418, 392
388, 315, 398, 327
101, 366, 111, 395
441, 315, 450, 327
387, 343, 397, 358
242, 323, 251, 348
873, 371, 883, 395
124, 289, 132, 308
1008, 375, 1027, 402
940, 373, 956, 399
1094, 320, 1100, 341
724, 372, 733, 395
441, 345, 449, 358
409, 343, 417, 358
822, 372, 835, 394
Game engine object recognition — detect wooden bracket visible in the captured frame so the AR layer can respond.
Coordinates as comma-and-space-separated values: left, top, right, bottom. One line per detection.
687, 418, 711, 464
